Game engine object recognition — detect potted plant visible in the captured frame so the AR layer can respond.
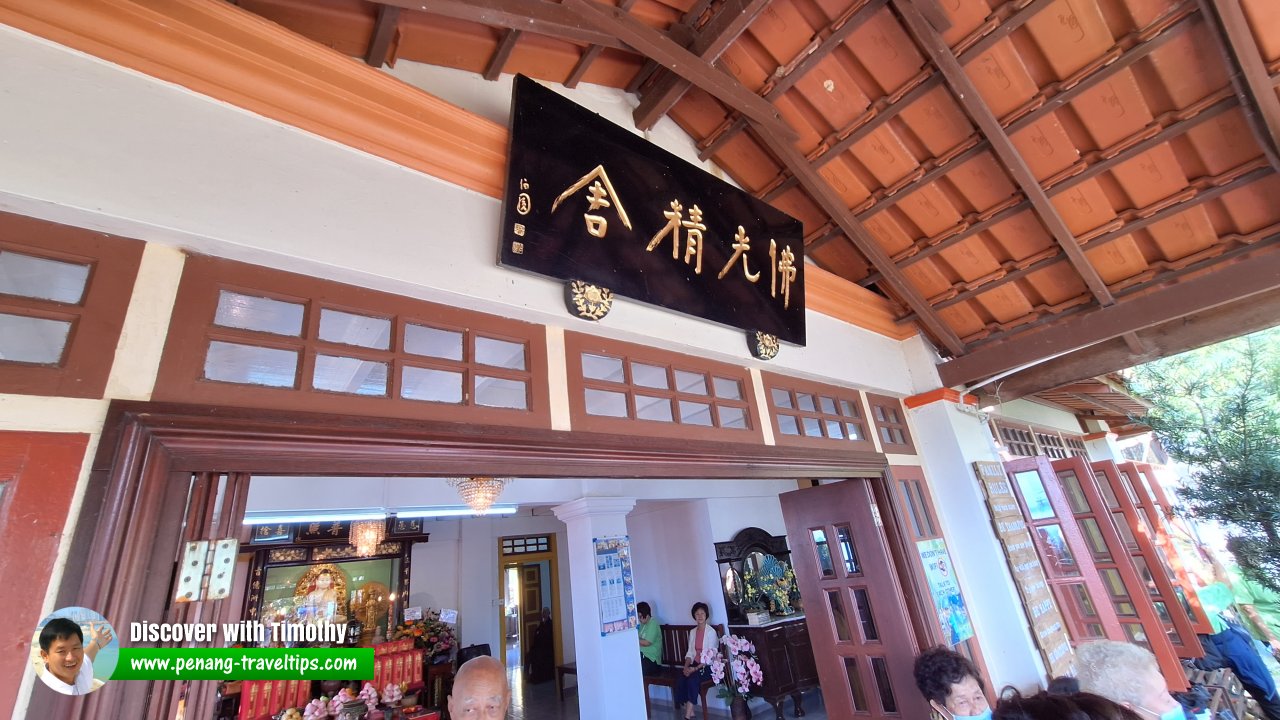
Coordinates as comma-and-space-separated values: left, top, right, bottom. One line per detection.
739, 571, 771, 625
702, 635, 764, 720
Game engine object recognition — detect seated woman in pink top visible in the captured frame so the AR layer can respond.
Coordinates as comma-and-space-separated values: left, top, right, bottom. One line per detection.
675, 602, 720, 720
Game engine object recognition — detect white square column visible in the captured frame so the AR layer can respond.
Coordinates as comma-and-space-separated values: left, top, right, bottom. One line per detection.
552, 497, 645, 719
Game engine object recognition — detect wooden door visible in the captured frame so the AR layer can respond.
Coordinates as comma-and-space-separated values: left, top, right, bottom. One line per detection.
520, 563, 544, 657
0, 431, 89, 713
1003, 457, 1123, 643
1052, 457, 1186, 688
781, 479, 927, 719
1094, 461, 1211, 649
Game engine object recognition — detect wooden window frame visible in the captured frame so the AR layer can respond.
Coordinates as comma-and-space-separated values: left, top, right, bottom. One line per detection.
993, 419, 1089, 460
155, 255, 550, 427
564, 331, 761, 442
866, 393, 917, 455
761, 372, 876, 452
0, 212, 144, 398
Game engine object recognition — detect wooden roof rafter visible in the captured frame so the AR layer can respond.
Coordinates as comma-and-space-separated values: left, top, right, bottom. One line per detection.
365, 4, 400, 68
562, 0, 966, 355
565, 0, 640, 88
1198, 0, 1280, 172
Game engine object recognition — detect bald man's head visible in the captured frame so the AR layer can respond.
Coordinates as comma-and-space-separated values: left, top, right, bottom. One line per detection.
449, 655, 510, 719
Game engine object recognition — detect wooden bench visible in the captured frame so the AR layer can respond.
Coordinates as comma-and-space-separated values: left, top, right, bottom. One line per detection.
556, 662, 576, 701
642, 624, 725, 720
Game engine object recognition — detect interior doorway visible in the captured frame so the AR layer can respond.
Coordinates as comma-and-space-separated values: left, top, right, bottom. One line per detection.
497, 534, 560, 686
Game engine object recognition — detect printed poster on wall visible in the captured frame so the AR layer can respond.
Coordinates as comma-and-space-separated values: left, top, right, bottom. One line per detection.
917, 538, 975, 646
594, 535, 638, 636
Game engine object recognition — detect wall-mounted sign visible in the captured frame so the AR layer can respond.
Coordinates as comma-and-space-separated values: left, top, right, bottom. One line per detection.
499, 75, 806, 345
974, 461, 1075, 678
593, 535, 637, 635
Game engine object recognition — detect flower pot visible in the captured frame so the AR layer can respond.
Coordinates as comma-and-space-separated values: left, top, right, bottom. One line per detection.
745, 610, 770, 626
730, 696, 752, 720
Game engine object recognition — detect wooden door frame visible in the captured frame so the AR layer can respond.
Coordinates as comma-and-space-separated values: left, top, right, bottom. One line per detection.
35, 400, 893, 720
497, 540, 561, 673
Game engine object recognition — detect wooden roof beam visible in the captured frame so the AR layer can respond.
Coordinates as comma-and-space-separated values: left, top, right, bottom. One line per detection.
937, 246, 1280, 387
397, 0, 627, 49
484, 29, 522, 81
748, 126, 967, 355
564, 0, 797, 142
893, 0, 1115, 307
1200, 0, 1280, 172
987, 286, 1280, 399
633, 0, 771, 130
365, 4, 400, 68
565, 0, 639, 88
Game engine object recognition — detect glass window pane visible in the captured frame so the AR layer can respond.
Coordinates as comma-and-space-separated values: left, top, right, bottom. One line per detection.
871, 657, 898, 713
1153, 600, 1172, 624
873, 405, 887, 422
819, 396, 837, 414
1079, 518, 1112, 562
771, 388, 792, 409
854, 588, 878, 640
0, 251, 89, 303
475, 376, 527, 409
796, 393, 816, 412
844, 658, 869, 712
401, 366, 462, 403
404, 324, 463, 361
718, 406, 747, 429
835, 525, 860, 575
631, 362, 668, 389
679, 400, 712, 426
1013, 470, 1056, 519
811, 529, 834, 577
1069, 583, 1100, 618
318, 309, 391, 349
1133, 556, 1160, 596
582, 353, 624, 382
845, 423, 863, 441
778, 415, 800, 436
475, 336, 526, 370
214, 291, 304, 336
1058, 471, 1091, 514
635, 394, 673, 422
1123, 623, 1150, 647
712, 377, 742, 400
585, 388, 628, 417
839, 399, 860, 418
1113, 512, 1138, 549
203, 341, 297, 387
802, 417, 823, 437
1099, 568, 1129, 599
312, 354, 387, 396
0, 313, 71, 364
674, 369, 707, 395
1094, 472, 1121, 509
825, 420, 845, 439
827, 590, 851, 642
1037, 524, 1081, 577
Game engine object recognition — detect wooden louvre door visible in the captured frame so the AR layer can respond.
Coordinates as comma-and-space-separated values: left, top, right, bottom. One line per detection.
1002, 457, 1124, 644
1051, 458, 1187, 689
780, 479, 928, 719
1093, 461, 1212, 648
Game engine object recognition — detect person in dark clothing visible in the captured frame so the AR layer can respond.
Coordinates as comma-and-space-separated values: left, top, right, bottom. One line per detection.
525, 607, 555, 684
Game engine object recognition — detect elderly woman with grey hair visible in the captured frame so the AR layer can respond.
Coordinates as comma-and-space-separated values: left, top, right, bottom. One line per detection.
1075, 641, 1185, 720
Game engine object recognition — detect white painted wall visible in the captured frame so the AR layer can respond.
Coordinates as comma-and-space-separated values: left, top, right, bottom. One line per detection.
706, 496, 788, 543
989, 398, 1081, 433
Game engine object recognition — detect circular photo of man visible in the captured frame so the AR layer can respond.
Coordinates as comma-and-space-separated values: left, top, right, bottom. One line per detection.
31, 607, 117, 696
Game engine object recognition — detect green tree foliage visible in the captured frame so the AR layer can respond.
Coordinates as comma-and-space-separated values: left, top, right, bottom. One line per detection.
1128, 329, 1280, 593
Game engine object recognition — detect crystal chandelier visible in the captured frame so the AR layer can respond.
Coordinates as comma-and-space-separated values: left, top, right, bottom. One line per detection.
447, 477, 510, 514
349, 519, 385, 557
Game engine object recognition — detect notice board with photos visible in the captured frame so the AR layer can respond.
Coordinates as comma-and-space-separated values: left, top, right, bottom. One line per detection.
498, 75, 806, 345
973, 461, 1075, 678
594, 535, 637, 635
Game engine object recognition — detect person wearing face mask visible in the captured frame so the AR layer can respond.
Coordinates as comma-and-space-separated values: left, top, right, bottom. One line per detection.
912, 646, 992, 720
994, 690, 1145, 720
1076, 640, 1187, 720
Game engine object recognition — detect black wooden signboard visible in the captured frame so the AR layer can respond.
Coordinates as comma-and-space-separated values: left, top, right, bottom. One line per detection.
499, 75, 806, 345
